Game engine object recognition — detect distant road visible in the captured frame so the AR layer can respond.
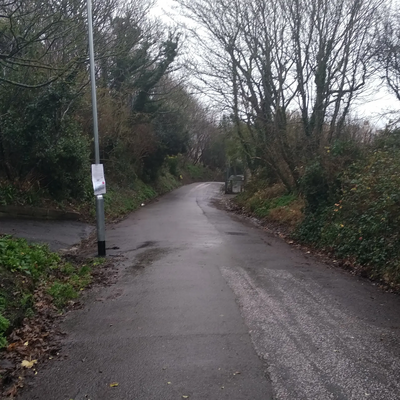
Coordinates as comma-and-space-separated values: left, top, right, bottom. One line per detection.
19, 182, 400, 399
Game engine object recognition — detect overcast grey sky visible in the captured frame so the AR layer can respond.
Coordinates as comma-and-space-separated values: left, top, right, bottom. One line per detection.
151, 0, 399, 128
150, 0, 176, 20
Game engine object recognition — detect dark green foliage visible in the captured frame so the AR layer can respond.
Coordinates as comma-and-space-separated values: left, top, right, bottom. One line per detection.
103, 183, 157, 218
373, 127, 400, 150
167, 156, 179, 176
0, 82, 90, 200
297, 140, 400, 283
0, 294, 10, 348
109, 16, 144, 92
132, 36, 179, 112
297, 139, 362, 238
251, 194, 297, 218
0, 3, 184, 204
140, 103, 189, 182
0, 236, 60, 280
234, 181, 296, 218
200, 134, 227, 170
141, 147, 167, 182
0, 236, 60, 347
98, 17, 183, 186
36, 126, 90, 199
47, 282, 78, 309
294, 208, 329, 243
154, 110, 189, 156
0, 235, 101, 347
47, 262, 93, 309
0, 312, 9, 348
300, 160, 330, 213
186, 164, 206, 180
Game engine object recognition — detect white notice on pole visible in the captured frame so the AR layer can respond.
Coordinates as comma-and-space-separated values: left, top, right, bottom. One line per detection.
91, 164, 106, 195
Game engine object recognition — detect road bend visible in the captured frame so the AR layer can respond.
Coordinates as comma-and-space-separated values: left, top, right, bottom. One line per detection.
20, 183, 400, 400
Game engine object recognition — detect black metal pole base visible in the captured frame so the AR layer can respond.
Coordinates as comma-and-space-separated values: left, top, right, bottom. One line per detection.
98, 241, 106, 257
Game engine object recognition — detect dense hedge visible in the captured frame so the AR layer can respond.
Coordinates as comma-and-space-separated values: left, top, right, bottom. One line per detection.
296, 137, 400, 284
236, 133, 400, 286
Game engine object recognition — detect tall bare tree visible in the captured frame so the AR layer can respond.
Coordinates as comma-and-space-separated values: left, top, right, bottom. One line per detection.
175, 0, 383, 190
375, 5, 400, 104
285, 0, 383, 148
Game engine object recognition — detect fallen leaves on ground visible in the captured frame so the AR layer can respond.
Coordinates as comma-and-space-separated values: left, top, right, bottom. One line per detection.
21, 360, 37, 369
1, 252, 118, 399
0, 290, 64, 398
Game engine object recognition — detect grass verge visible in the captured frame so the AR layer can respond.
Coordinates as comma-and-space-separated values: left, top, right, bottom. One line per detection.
0, 235, 113, 398
233, 183, 305, 231
0, 235, 104, 350
230, 176, 400, 291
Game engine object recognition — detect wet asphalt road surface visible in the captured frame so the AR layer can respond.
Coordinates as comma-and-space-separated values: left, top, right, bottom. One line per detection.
0, 218, 93, 251
19, 182, 400, 399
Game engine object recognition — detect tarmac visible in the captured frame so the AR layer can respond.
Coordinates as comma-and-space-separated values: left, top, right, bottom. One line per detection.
0, 218, 93, 251
5, 182, 400, 400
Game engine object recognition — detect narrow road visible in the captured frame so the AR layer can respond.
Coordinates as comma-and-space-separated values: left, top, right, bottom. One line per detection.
20, 183, 400, 399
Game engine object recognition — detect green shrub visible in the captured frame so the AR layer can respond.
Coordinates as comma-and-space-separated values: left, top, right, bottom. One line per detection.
0, 183, 18, 206
47, 282, 78, 308
250, 194, 297, 218
61, 262, 76, 276
235, 181, 296, 219
0, 312, 10, 348
297, 147, 400, 283
0, 82, 90, 201
294, 209, 328, 243
167, 156, 179, 176
69, 267, 92, 290
0, 236, 108, 348
0, 179, 47, 206
186, 163, 205, 180
299, 160, 330, 213
38, 128, 91, 200
0, 236, 60, 280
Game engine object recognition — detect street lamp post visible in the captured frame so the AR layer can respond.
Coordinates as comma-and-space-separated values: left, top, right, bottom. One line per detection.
87, 0, 106, 256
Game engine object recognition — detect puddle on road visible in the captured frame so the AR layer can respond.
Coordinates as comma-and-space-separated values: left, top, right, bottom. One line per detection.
136, 240, 158, 250
131, 248, 170, 272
